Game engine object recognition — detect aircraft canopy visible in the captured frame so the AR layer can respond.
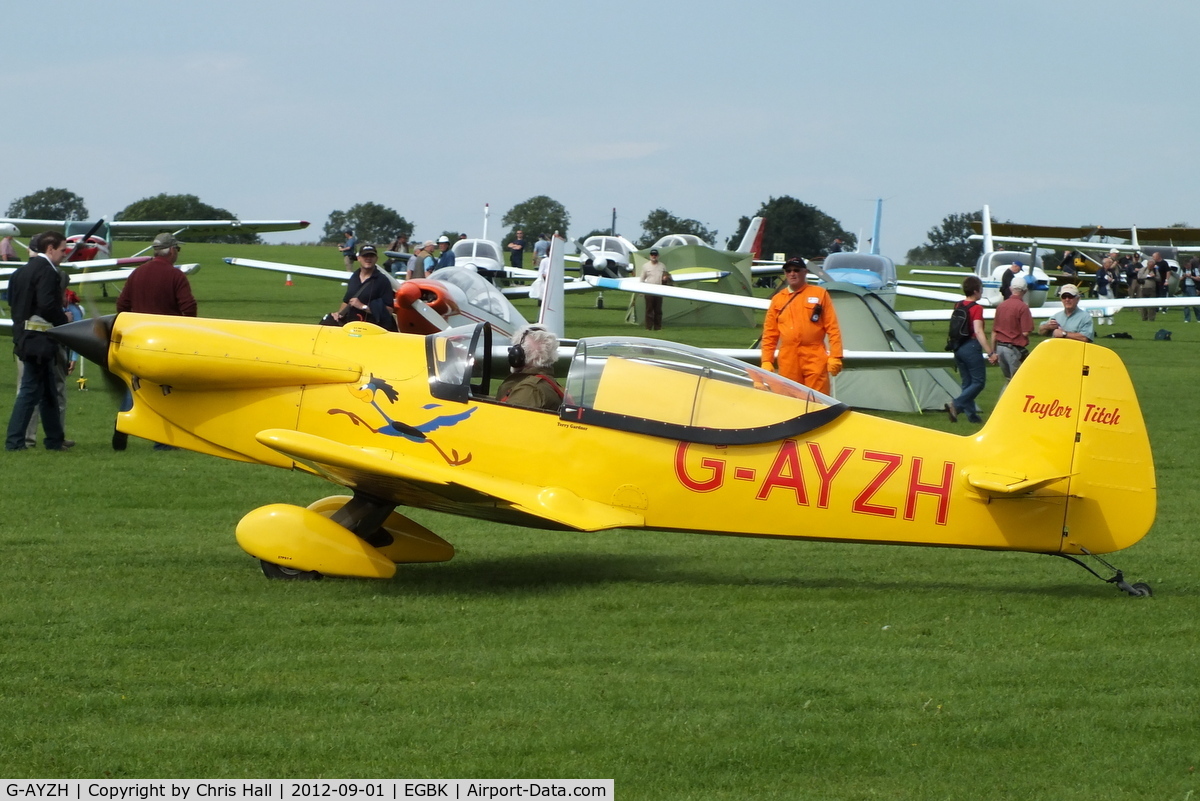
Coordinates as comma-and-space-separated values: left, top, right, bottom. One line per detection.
651, 234, 708, 249
425, 326, 847, 443
561, 337, 847, 445
434, 267, 520, 328
822, 253, 897, 289
583, 236, 631, 257
453, 239, 501, 263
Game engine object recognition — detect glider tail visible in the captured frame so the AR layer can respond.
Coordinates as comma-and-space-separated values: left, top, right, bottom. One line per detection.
869, 198, 882, 256
537, 234, 567, 338
735, 216, 765, 258
977, 340, 1155, 554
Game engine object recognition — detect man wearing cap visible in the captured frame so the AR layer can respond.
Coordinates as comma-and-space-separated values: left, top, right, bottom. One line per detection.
5, 231, 73, 451
117, 232, 197, 318
332, 245, 396, 331
989, 275, 1034, 394
1000, 260, 1025, 300
1038, 284, 1094, 343
640, 248, 670, 330
435, 235, 455, 271
760, 257, 843, 395
406, 241, 433, 280
111, 232, 198, 450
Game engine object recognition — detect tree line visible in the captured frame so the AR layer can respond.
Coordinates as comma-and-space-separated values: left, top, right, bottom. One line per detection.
12, 186, 1061, 266
322, 194, 861, 259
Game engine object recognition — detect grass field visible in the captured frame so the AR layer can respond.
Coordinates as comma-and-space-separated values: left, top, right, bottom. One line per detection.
1, 244, 1197, 799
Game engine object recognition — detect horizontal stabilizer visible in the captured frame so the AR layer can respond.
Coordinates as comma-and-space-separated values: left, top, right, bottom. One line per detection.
966, 470, 1070, 498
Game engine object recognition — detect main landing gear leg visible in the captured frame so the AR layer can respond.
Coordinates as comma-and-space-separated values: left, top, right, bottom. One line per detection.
1053, 548, 1153, 597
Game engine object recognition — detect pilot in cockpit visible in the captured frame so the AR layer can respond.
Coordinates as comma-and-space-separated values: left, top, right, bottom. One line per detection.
496, 324, 565, 411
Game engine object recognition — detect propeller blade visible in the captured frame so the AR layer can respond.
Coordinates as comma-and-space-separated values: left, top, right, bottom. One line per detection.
410, 299, 451, 331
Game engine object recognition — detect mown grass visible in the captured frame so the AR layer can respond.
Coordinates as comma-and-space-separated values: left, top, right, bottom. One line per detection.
1, 244, 1197, 799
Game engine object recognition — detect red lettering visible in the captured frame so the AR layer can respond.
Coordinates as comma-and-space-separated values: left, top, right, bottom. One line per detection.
852, 451, 903, 518
904, 457, 954, 525
1023, 395, 1074, 420
1084, 403, 1121, 426
807, 443, 854, 509
674, 442, 726, 492
755, 440, 809, 505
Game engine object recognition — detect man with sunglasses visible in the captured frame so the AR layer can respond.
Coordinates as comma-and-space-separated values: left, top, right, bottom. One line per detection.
760, 256, 843, 395
1037, 284, 1094, 343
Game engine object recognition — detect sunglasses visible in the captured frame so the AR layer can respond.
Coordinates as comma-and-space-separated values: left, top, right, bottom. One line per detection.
1061, 293, 1078, 299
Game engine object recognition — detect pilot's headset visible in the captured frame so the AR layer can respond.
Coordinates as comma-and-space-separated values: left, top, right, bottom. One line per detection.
508, 325, 546, 370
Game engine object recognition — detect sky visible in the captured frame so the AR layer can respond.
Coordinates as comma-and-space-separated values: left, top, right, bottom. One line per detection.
6, 0, 1200, 261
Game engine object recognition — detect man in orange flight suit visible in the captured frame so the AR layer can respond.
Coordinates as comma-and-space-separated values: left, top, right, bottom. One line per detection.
760, 257, 843, 394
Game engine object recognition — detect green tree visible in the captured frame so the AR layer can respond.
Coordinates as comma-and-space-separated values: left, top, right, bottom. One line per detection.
322, 203, 413, 247
7, 187, 89, 221
115, 194, 261, 243
501, 196, 570, 248
637, 209, 716, 248
905, 210, 986, 267
726, 196, 852, 259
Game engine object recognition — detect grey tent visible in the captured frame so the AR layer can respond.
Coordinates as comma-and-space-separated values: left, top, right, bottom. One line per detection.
825, 283, 959, 412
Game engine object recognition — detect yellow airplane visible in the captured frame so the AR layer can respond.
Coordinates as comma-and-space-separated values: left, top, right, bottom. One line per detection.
54, 313, 1156, 595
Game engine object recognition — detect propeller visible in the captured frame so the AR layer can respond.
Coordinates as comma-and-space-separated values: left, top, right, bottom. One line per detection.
64, 218, 108, 260
47, 314, 127, 398
394, 283, 451, 332
46, 314, 120, 383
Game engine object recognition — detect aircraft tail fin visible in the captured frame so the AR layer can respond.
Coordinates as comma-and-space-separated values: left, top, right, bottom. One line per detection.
981, 205, 995, 256
869, 198, 882, 256
975, 339, 1155, 554
735, 216, 765, 258
537, 234, 567, 338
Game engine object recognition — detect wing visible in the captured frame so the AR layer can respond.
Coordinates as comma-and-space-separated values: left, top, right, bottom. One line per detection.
898, 296, 1200, 323
972, 233, 1200, 254
255, 429, 644, 532
710, 347, 953, 369
586, 275, 770, 310
500, 279, 594, 297
0, 218, 67, 235
110, 219, 310, 236
895, 284, 968, 304
225, 256, 355, 282
0, 262, 200, 292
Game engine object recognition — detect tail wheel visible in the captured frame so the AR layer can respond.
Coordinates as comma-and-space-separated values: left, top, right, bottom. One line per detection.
259, 560, 323, 581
